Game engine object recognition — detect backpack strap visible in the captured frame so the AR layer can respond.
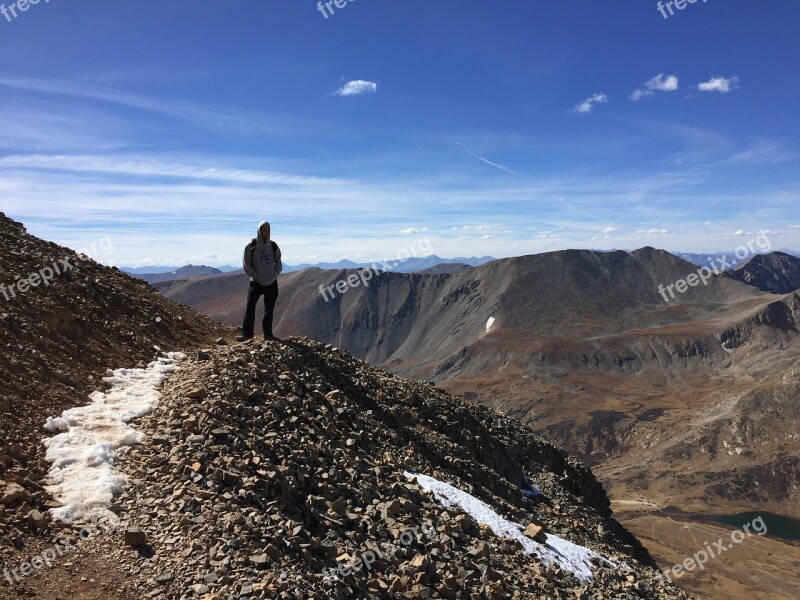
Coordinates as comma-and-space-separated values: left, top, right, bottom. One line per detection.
248, 238, 258, 268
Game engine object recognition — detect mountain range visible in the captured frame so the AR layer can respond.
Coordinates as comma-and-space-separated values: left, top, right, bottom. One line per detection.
152, 245, 800, 600
123, 255, 496, 283
125, 250, 800, 285
5, 211, 800, 599
0, 214, 701, 598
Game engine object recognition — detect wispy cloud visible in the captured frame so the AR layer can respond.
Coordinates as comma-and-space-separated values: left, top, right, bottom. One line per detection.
698, 76, 739, 93
572, 92, 608, 114
3, 150, 797, 264
333, 80, 378, 96
452, 142, 514, 173
0, 154, 349, 187
0, 77, 283, 135
630, 74, 679, 101
400, 226, 429, 234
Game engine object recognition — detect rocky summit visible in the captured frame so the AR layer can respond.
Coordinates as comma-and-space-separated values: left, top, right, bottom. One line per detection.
90, 337, 692, 599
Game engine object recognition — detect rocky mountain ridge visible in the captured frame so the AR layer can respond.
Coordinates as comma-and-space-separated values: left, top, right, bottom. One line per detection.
721, 251, 800, 294
154, 247, 800, 522
93, 337, 691, 599
0, 216, 692, 598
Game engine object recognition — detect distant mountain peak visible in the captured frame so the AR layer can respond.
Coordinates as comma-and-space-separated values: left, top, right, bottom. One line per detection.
722, 251, 800, 294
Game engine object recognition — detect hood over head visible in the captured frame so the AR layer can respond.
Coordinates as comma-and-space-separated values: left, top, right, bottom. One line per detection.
257, 220, 271, 243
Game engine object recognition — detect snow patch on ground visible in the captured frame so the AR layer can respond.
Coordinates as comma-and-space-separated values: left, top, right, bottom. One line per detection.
43, 353, 183, 524
405, 472, 613, 582
486, 316, 495, 332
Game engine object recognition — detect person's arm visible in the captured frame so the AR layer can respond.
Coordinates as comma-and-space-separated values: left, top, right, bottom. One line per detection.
243, 244, 258, 278
274, 244, 283, 276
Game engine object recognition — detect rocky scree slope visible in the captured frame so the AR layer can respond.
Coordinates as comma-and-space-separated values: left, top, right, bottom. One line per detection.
0, 212, 229, 566
101, 337, 692, 599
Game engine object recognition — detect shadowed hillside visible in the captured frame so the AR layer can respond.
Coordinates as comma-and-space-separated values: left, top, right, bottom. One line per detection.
722, 251, 800, 294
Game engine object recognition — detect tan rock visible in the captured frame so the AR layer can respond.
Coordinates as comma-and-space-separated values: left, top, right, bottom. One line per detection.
523, 523, 548, 543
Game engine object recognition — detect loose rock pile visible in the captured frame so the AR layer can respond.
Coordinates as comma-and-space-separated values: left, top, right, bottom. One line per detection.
0, 212, 228, 565
95, 337, 693, 599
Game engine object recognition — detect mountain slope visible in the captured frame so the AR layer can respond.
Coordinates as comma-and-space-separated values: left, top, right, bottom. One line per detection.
0, 212, 230, 571
721, 251, 800, 294
158, 247, 767, 372
0, 215, 691, 599
94, 338, 691, 599
154, 247, 800, 517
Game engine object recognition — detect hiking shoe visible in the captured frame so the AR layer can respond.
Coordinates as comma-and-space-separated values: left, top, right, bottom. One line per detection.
235, 335, 252, 342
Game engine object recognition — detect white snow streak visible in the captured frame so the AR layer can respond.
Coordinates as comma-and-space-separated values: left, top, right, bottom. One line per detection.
43, 353, 183, 524
405, 472, 613, 581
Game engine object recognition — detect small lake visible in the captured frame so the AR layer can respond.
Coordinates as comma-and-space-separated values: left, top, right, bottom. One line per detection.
710, 512, 800, 543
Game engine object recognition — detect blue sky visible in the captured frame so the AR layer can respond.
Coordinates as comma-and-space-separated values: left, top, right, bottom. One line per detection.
1, 0, 798, 266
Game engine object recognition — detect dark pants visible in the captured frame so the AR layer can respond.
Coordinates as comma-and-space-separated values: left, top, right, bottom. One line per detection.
242, 280, 279, 338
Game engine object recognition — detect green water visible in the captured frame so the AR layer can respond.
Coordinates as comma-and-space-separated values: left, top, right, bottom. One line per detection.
711, 512, 800, 542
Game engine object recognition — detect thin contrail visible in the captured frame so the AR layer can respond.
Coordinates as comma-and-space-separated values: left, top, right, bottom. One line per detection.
452, 142, 515, 174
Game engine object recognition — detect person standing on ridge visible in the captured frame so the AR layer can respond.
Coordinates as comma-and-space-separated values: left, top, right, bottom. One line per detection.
239, 221, 282, 340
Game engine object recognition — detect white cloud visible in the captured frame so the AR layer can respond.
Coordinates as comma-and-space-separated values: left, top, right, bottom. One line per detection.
572, 92, 607, 114
602, 226, 617, 234
789, 224, 800, 229
399, 227, 429, 234
733, 230, 749, 236
333, 80, 378, 96
698, 76, 739, 94
630, 74, 679, 101
635, 228, 668, 235
452, 225, 500, 232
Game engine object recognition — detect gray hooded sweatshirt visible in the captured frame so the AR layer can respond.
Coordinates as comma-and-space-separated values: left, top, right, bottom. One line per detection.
243, 221, 283, 285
